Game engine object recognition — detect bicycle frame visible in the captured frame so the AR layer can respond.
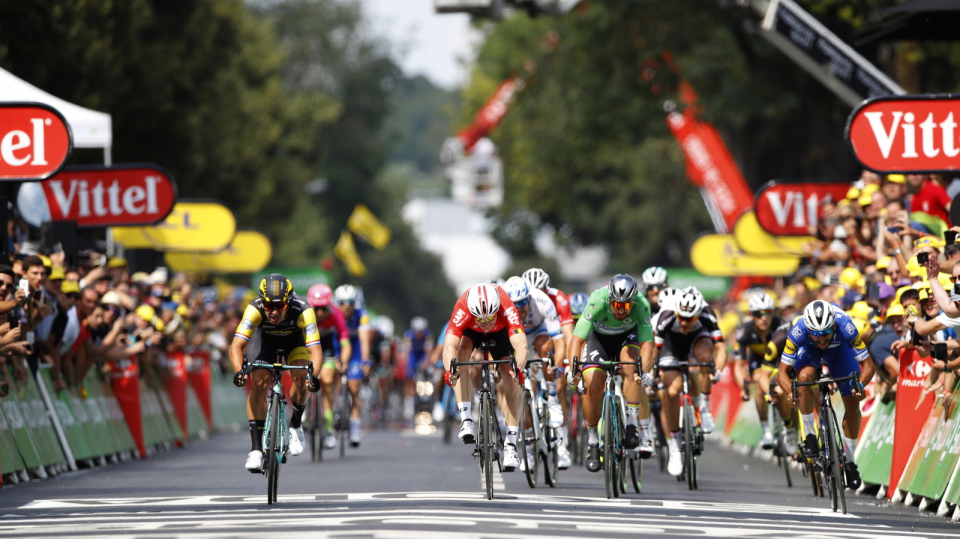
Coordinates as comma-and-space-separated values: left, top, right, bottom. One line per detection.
677, 360, 712, 490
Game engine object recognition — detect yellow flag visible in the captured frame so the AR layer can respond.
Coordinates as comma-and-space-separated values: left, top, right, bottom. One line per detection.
334, 230, 367, 276
690, 234, 800, 277
347, 204, 391, 250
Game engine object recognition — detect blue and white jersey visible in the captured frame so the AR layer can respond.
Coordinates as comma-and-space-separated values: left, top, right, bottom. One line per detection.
781, 307, 869, 367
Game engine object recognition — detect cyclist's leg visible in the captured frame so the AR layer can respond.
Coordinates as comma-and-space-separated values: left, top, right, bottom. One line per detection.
690, 334, 716, 431
618, 337, 646, 448
753, 361, 770, 423
660, 367, 684, 475
450, 331, 481, 440
320, 355, 337, 431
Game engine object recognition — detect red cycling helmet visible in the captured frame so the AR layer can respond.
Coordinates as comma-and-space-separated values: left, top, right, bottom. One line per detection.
306, 284, 333, 307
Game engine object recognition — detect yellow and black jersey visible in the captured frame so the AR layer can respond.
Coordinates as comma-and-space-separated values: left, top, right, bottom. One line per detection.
234, 294, 321, 349
733, 317, 784, 361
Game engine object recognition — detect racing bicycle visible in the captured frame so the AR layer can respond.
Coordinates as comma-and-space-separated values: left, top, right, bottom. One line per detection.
519, 357, 559, 488
677, 360, 712, 491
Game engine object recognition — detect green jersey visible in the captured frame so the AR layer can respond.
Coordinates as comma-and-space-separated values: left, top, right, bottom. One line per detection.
573, 287, 653, 341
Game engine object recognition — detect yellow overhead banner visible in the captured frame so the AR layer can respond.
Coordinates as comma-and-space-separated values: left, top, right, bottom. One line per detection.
733, 211, 814, 257
347, 204, 391, 250
113, 201, 236, 251
164, 230, 272, 273
691, 234, 800, 277
334, 230, 366, 276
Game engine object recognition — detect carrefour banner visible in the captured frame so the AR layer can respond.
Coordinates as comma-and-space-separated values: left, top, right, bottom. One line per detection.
897, 393, 960, 500
889, 349, 935, 499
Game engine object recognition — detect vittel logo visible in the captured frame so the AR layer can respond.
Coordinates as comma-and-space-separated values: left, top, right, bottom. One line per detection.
1, 117, 52, 166
48, 176, 162, 217
0, 104, 72, 180
863, 111, 959, 159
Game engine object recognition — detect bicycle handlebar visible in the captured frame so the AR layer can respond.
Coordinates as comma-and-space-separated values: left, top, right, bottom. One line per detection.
791, 373, 859, 404
244, 362, 313, 374
677, 361, 714, 368
449, 358, 515, 376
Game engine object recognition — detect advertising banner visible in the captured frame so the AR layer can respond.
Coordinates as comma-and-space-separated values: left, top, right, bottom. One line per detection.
163, 352, 189, 435
733, 211, 814, 257
855, 398, 896, 486
0, 103, 72, 181
690, 234, 800, 277
900, 393, 960, 500
889, 349, 935, 498
17, 164, 176, 228
164, 229, 272, 273
112, 200, 236, 252
846, 95, 960, 173
667, 111, 754, 233
187, 350, 212, 428
897, 398, 945, 495
110, 359, 145, 458
754, 181, 852, 236
455, 78, 525, 153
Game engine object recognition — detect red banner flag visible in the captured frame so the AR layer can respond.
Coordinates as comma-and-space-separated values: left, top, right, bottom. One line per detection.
187, 350, 213, 428
110, 359, 145, 458
889, 349, 935, 498
164, 351, 189, 435
667, 110, 754, 232
456, 78, 525, 152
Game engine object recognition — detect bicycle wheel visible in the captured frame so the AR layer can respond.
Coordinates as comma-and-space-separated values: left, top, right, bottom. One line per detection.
629, 451, 642, 492
569, 393, 581, 465
777, 418, 792, 488
577, 400, 588, 466
266, 392, 280, 505
542, 419, 558, 488
603, 395, 615, 499
338, 382, 349, 458
683, 400, 696, 491
313, 394, 324, 462
519, 391, 538, 488
442, 388, 454, 445
481, 391, 495, 500
825, 408, 847, 514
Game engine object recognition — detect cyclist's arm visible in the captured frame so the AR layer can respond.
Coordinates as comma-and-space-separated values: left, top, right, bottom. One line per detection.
298, 308, 323, 377
635, 299, 654, 372
714, 341, 728, 373
858, 353, 875, 389
442, 331, 461, 371
230, 305, 261, 373
509, 330, 528, 370
358, 312, 372, 361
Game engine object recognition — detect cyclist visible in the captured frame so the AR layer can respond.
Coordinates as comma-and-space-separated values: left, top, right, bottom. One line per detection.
679, 286, 724, 434
442, 283, 529, 471
334, 284, 373, 447
522, 268, 576, 467
230, 274, 322, 472
306, 284, 352, 450
503, 276, 571, 469
654, 287, 726, 476
567, 274, 657, 472
776, 299, 875, 490
642, 266, 669, 314
430, 321, 450, 421
734, 291, 798, 454
568, 292, 589, 322
400, 316, 434, 421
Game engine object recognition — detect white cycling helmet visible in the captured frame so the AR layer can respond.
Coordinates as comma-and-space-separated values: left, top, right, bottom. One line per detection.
467, 283, 501, 319
503, 276, 531, 305
803, 300, 835, 334
658, 287, 680, 312
376, 315, 395, 338
334, 284, 358, 303
675, 288, 706, 318
642, 266, 669, 288
411, 316, 428, 332
522, 268, 550, 290
748, 291, 776, 312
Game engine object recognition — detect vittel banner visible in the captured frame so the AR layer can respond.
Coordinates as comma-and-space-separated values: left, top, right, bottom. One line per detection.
0, 103, 72, 181
754, 181, 852, 236
17, 164, 177, 228
847, 95, 960, 173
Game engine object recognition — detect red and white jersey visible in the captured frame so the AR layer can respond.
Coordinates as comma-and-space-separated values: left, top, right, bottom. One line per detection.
545, 287, 574, 327
446, 286, 525, 338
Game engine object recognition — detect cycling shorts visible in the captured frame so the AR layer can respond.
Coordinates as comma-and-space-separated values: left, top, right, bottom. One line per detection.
246, 331, 309, 365
581, 329, 639, 373
346, 358, 365, 381
525, 322, 558, 347
657, 328, 712, 370
460, 327, 514, 362
791, 344, 862, 397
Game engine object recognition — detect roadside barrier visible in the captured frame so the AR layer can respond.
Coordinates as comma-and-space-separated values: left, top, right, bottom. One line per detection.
0, 352, 247, 488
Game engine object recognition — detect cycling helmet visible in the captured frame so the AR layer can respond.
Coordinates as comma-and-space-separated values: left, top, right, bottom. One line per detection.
641, 266, 669, 288
258, 273, 294, 304
377, 315, 395, 338
658, 287, 680, 312
803, 300, 836, 334
675, 288, 706, 318
306, 284, 333, 307
608, 274, 639, 303
748, 291, 776, 312
503, 276, 531, 306
334, 284, 359, 304
569, 292, 589, 317
522, 268, 550, 290
467, 283, 501, 319
411, 316, 428, 332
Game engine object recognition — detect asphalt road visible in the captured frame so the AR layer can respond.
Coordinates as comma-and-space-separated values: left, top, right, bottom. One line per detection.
0, 422, 957, 538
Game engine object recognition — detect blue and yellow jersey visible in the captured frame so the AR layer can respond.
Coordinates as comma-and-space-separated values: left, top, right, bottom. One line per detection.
781, 307, 868, 367
402, 328, 434, 356
234, 294, 321, 349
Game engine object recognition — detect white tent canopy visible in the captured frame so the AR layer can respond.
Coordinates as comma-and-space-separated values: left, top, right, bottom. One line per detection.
0, 66, 112, 158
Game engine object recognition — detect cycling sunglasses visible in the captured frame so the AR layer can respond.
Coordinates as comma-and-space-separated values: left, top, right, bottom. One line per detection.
337, 299, 355, 306
676, 312, 698, 322
808, 327, 834, 337
263, 302, 288, 312
475, 313, 497, 324
645, 284, 662, 291
514, 297, 530, 309
611, 300, 633, 311
751, 309, 774, 318
314, 305, 329, 312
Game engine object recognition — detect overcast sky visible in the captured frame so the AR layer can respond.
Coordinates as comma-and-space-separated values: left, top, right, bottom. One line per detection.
361, 0, 477, 89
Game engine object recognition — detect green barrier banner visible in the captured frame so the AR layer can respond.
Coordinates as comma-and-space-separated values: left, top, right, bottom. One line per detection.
45, 370, 95, 461
19, 370, 66, 467
727, 387, 763, 447
83, 371, 129, 455
0, 370, 44, 470
186, 385, 207, 438
139, 379, 163, 449
67, 389, 107, 459
856, 398, 896, 486
0, 401, 25, 474
78, 385, 116, 457
913, 393, 960, 499
103, 387, 138, 453
144, 366, 184, 444
945, 442, 960, 505
896, 399, 945, 494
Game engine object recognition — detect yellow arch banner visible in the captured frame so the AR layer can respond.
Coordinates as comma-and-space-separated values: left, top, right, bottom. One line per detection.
164, 230, 272, 273
113, 201, 236, 251
733, 211, 814, 257
691, 234, 800, 277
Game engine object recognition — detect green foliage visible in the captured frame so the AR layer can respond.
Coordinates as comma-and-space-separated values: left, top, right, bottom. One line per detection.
382, 75, 461, 175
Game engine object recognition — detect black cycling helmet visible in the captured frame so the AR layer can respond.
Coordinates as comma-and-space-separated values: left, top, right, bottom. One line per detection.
608, 274, 638, 303
258, 273, 294, 305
